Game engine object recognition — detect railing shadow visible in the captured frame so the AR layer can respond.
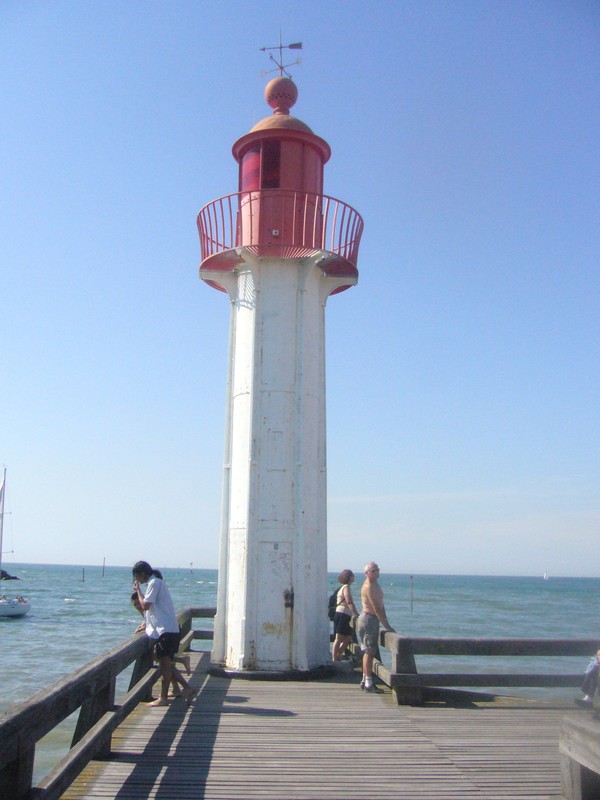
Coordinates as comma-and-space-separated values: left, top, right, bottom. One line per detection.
114, 666, 296, 800
114, 666, 220, 800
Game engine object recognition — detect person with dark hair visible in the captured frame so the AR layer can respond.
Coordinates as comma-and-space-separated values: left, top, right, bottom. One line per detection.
332, 568, 359, 662
130, 592, 191, 680
132, 561, 195, 707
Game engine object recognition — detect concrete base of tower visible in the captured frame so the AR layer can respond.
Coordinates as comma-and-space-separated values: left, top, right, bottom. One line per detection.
208, 663, 336, 681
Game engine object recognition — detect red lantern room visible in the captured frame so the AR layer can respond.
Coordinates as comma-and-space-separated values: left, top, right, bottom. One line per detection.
198, 76, 363, 293
235, 77, 328, 196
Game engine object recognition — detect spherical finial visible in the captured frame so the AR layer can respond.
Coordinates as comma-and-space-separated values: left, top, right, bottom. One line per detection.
264, 77, 298, 115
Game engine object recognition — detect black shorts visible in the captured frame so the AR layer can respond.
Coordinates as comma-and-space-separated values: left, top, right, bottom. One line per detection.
333, 611, 352, 636
154, 631, 180, 659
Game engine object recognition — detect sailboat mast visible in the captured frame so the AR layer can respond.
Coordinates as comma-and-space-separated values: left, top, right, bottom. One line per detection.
0, 467, 6, 576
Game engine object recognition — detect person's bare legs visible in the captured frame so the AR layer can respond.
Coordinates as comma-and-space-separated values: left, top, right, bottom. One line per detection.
175, 653, 191, 674
332, 635, 342, 661
171, 664, 196, 705
362, 652, 382, 692
148, 655, 174, 706
333, 634, 351, 661
148, 658, 195, 706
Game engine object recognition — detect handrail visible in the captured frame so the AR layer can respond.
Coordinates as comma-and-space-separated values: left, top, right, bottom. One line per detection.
364, 633, 600, 705
197, 190, 364, 270
0, 607, 216, 800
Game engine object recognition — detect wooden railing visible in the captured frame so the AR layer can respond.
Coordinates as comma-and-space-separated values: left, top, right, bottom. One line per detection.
0, 607, 216, 800
363, 633, 600, 705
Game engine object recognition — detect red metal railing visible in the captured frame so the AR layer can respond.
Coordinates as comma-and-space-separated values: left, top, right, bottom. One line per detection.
197, 190, 363, 271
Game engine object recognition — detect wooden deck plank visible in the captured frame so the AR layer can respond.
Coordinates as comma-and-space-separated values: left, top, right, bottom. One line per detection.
61, 652, 571, 800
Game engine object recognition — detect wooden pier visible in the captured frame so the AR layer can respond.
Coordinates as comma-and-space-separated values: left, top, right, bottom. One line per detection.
3, 610, 599, 799
61, 651, 570, 800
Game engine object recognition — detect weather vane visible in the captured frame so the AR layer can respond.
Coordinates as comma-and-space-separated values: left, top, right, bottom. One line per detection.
259, 34, 302, 78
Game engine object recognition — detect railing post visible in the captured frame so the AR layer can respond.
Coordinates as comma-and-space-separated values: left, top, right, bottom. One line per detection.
180, 614, 192, 640
71, 677, 116, 759
390, 636, 423, 706
0, 739, 35, 800
128, 646, 155, 702
560, 715, 600, 800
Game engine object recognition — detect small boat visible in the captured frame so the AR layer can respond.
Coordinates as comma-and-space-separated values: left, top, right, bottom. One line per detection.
543, 572, 549, 581
0, 468, 31, 618
0, 594, 31, 616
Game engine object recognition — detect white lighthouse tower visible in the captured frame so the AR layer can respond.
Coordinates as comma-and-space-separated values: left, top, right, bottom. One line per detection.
197, 72, 363, 673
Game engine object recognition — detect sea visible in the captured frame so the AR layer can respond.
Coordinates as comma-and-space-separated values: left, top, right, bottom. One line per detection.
1, 563, 598, 784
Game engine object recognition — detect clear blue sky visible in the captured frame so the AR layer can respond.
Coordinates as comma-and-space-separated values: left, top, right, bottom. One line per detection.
1, 1, 598, 576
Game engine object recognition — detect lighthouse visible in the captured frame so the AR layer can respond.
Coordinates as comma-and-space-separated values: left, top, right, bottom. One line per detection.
197, 73, 363, 673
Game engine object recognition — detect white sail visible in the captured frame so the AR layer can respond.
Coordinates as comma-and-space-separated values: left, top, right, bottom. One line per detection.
0, 467, 6, 575
0, 468, 31, 617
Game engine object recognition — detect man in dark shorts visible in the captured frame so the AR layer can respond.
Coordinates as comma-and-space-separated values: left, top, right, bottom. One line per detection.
155, 631, 181, 659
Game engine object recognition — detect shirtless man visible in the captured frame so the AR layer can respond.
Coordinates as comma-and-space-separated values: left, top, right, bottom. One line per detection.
357, 562, 395, 693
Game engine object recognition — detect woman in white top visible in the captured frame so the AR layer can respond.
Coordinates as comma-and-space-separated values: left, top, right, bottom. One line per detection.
332, 569, 359, 661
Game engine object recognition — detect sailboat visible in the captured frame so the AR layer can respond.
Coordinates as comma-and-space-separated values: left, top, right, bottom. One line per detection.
0, 468, 31, 617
